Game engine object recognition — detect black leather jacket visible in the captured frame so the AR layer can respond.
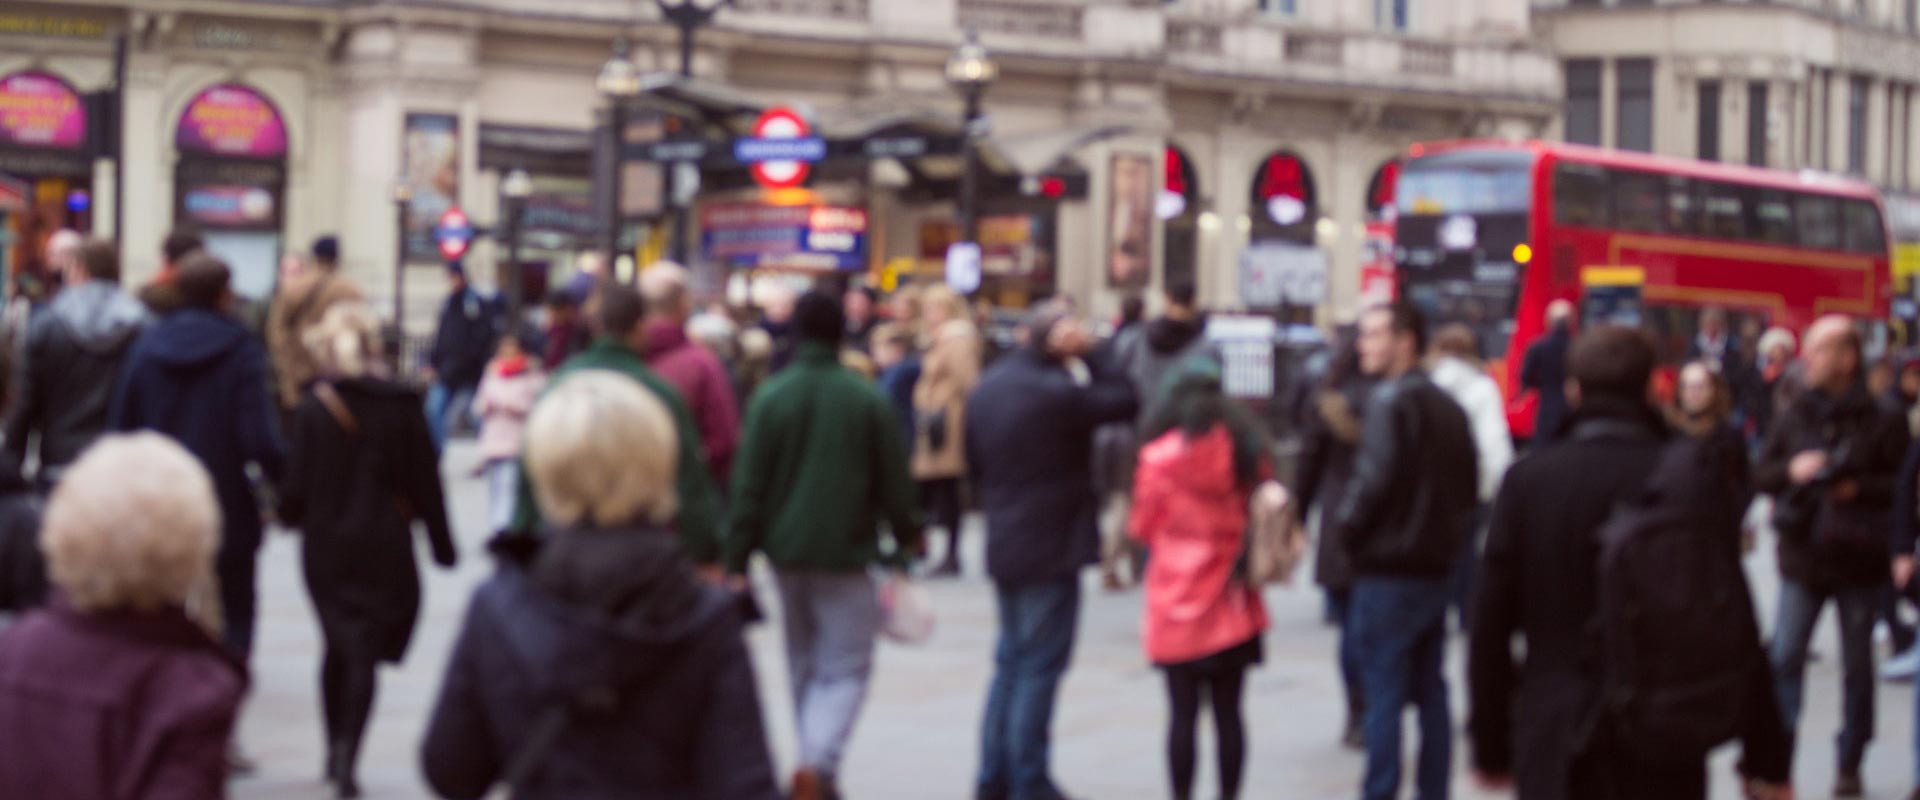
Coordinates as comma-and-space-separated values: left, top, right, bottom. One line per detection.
1334, 370, 1480, 577
3, 283, 147, 486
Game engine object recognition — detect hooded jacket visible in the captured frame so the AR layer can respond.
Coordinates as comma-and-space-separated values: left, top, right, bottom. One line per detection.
3, 282, 148, 484
642, 319, 740, 485
421, 527, 781, 800
1114, 316, 1212, 428
1129, 426, 1268, 665
109, 309, 286, 556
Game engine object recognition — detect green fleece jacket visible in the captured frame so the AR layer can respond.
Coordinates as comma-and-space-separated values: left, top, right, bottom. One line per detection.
513, 338, 724, 562
727, 342, 922, 572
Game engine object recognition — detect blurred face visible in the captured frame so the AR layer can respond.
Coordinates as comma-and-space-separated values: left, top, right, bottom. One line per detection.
925, 298, 955, 327
497, 336, 524, 361
1803, 321, 1859, 392
1357, 309, 1399, 377
874, 340, 904, 368
845, 290, 872, 323
449, 272, 467, 293
1678, 364, 1716, 417
1767, 342, 1793, 365
1701, 310, 1727, 339
1045, 318, 1092, 358
1901, 368, 1920, 399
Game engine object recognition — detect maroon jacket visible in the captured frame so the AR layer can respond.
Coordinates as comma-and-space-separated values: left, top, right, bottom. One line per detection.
0, 600, 245, 800
643, 319, 741, 485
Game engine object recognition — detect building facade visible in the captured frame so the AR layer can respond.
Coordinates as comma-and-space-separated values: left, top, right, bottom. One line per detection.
0, 0, 1556, 329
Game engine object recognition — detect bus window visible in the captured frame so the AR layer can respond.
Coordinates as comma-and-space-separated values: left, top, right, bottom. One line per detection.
1700, 181, 1747, 240
1748, 188, 1795, 244
1664, 176, 1699, 236
1843, 199, 1888, 255
1553, 162, 1610, 227
1641, 305, 1770, 367
1612, 170, 1665, 233
1795, 194, 1841, 250
1396, 155, 1532, 216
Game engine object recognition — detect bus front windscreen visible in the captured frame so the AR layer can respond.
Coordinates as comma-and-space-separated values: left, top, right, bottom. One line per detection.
1394, 150, 1535, 361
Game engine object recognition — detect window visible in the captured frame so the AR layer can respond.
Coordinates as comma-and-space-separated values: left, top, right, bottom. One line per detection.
1617, 59, 1655, 153
1843, 199, 1887, 254
1749, 188, 1795, 244
1843, 75, 1866, 175
1664, 176, 1699, 235
1552, 162, 1610, 227
1697, 80, 1721, 162
1612, 170, 1665, 232
1700, 182, 1746, 239
1377, 0, 1409, 32
1747, 82, 1770, 168
1796, 194, 1841, 250
1565, 60, 1603, 147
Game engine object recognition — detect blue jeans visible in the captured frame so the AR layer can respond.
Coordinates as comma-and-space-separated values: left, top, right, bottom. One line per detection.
1770, 579, 1878, 773
424, 382, 475, 453
978, 578, 1081, 800
1351, 576, 1452, 800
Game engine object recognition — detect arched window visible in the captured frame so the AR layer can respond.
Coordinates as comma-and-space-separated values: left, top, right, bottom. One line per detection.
1248, 150, 1316, 243
1366, 159, 1401, 221
1162, 145, 1201, 292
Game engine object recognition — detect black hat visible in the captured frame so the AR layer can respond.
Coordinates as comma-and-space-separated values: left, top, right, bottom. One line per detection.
311, 235, 339, 263
446, 260, 466, 278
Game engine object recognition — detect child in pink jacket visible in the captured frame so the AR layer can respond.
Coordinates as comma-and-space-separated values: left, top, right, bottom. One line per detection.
470, 332, 546, 532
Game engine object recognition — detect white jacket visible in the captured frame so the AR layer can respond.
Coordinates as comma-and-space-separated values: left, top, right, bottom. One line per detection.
1429, 356, 1515, 502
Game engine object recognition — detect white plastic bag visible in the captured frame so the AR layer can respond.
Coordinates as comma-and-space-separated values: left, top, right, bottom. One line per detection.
877, 573, 935, 645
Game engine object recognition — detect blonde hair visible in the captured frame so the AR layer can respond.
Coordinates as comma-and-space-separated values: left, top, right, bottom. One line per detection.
921, 285, 966, 326
525, 372, 679, 527
303, 302, 386, 380
42, 434, 220, 612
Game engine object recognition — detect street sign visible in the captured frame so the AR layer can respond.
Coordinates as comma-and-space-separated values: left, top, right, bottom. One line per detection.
648, 140, 709, 162
749, 106, 814, 189
434, 207, 474, 261
945, 241, 982, 294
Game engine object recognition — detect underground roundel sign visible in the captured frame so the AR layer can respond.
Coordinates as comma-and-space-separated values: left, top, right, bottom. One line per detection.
748, 106, 813, 190
434, 207, 475, 261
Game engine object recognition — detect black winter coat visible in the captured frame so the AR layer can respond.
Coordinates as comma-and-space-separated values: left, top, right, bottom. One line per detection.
280, 379, 456, 663
1754, 384, 1910, 589
3, 283, 147, 486
966, 348, 1138, 585
1333, 370, 1478, 578
429, 289, 501, 389
421, 527, 781, 800
1521, 326, 1571, 444
0, 459, 42, 612
109, 309, 286, 556
1294, 379, 1373, 590
1468, 400, 1789, 800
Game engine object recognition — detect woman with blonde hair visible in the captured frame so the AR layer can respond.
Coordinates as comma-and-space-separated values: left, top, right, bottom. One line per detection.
0, 433, 245, 797
914, 284, 983, 576
422, 372, 780, 799
280, 302, 456, 798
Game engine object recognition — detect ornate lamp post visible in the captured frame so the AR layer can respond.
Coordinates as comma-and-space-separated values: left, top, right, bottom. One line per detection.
656, 0, 729, 78
946, 30, 999, 256
391, 179, 412, 370
597, 40, 643, 272
499, 166, 533, 323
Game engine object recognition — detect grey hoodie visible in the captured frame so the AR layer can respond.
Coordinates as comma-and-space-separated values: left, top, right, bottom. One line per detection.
3, 282, 149, 482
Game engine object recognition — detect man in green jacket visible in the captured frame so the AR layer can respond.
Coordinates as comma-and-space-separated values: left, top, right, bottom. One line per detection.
512, 284, 723, 564
728, 291, 922, 800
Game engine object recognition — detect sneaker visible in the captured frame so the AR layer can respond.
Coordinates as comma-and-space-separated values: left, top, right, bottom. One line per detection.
1885, 645, 1920, 682
1835, 771, 1864, 798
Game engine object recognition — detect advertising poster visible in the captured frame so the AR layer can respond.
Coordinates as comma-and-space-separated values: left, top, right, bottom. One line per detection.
403, 113, 460, 262
0, 71, 85, 149
176, 84, 287, 158
1107, 153, 1153, 289
702, 203, 868, 271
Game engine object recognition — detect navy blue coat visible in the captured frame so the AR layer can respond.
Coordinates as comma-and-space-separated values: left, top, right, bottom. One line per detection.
966, 348, 1137, 585
109, 309, 286, 556
1520, 326, 1571, 443
429, 288, 501, 390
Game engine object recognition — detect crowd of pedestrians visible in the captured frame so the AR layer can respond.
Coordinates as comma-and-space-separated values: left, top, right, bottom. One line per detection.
15, 220, 1920, 800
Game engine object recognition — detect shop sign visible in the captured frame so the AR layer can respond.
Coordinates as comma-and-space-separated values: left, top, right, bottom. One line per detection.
1896, 243, 1920, 282
744, 107, 817, 189
702, 203, 867, 270
0, 13, 107, 38
182, 184, 276, 227
435, 208, 475, 262
177, 84, 287, 159
193, 23, 287, 51
945, 242, 982, 295
0, 71, 85, 150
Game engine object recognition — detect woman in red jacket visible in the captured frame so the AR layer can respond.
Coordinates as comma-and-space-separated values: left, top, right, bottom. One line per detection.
1129, 362, 1270, 800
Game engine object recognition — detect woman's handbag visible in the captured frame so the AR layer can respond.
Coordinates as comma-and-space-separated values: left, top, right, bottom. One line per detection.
1244, 481, 1307, 585
877, 572, 935, 644
917, 408, 950, 452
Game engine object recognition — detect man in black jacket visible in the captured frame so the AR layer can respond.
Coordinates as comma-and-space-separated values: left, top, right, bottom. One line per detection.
1333, 299, 1477, 800
966, 303, 1137, 800
1520, 299, 1573, 445
3, 238, 146, 491
1468, 325, 1792, 800
425, 262, 501, 451
1758, 315, 1910, 798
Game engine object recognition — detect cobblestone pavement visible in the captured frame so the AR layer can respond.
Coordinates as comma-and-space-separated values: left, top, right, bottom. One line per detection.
233, 443, 1916, 799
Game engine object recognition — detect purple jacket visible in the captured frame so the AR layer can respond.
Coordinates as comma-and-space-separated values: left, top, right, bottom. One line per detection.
643, 320, 741, 485
0, 600, 245, 799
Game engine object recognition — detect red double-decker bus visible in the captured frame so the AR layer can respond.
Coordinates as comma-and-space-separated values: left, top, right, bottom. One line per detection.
1392, 140, 1892, 438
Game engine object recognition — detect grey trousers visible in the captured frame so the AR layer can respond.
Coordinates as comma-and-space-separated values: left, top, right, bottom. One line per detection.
774, 568, 880, 777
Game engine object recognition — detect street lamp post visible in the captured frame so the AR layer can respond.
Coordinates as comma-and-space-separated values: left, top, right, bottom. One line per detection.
655, 0, 728, 278
500, 166, 533, 325
391, 180, 412, 371
947, 30, 999, 252
597, 40, 643, 273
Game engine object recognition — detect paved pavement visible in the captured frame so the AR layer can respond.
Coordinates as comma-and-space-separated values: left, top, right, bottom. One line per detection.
234, 442, 1918, 799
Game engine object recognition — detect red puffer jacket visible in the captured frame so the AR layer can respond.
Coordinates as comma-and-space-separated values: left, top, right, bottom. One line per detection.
1129, 426, 1268, 666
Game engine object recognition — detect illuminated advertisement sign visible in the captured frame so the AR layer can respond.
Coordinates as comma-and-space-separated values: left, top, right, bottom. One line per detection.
177, 84, 287, 159
0, 71, 85, 150
702, 203, 868, 271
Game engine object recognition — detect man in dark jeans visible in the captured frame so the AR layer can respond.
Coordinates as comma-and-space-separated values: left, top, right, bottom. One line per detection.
424, 262, 500, 450
1520, 299, 1573, 445
1468, 325, 1792, 800
966, 303, 1137, 800
1333, 299, 1477, 800
1758, 314, 1911, 798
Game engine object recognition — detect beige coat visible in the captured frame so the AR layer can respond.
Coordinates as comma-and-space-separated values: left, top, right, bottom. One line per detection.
912, 319, 982, 480
266, 271, 364, 408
